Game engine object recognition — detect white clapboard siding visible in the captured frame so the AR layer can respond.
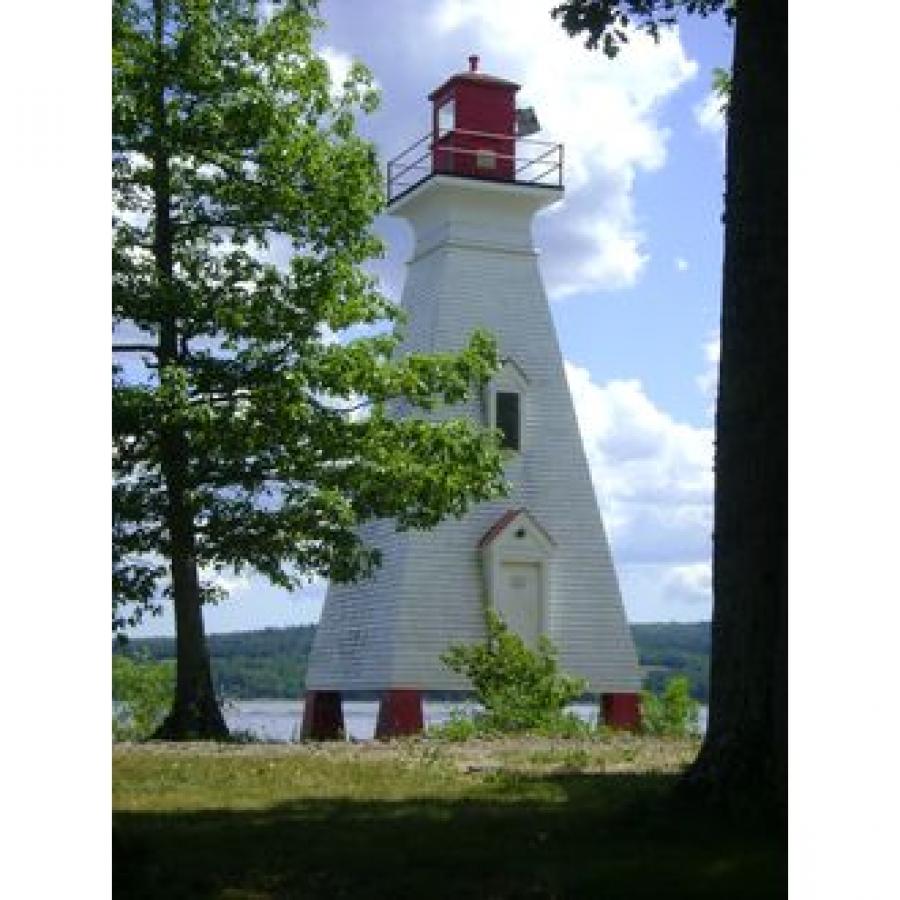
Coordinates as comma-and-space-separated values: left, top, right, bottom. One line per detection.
305, 175, 641, 694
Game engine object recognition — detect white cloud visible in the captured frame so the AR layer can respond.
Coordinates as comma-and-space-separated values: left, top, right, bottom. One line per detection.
201, 566, 252, 596
553, 215, 649, 295
666, 562, 712, 602
693, 90, 726, 155
319, 44, 354, 95
428, 0, 698, 297
565, 359, 714, 618
696, 332, 720, 415
620, 562, 711, 621
320, 43, 381, 100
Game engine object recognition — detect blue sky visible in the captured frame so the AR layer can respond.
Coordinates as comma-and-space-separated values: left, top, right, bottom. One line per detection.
132, 0, 734, 637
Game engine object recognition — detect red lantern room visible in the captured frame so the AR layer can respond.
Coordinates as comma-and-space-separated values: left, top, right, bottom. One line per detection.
386, 57, 562, 203
429, 54, 518, 180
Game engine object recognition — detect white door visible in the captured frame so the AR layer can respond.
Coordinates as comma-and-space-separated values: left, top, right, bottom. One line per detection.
497, 561, 541, 648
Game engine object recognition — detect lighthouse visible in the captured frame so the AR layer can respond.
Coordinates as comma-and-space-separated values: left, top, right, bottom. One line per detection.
301, 57, 642, 738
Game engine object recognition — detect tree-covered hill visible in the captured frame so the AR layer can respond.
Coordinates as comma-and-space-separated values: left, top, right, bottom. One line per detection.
116, 626, 317, 700
631, 622, 710, 701
115, 621, 710, 701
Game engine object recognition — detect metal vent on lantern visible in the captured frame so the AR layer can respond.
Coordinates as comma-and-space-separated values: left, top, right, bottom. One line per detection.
515, 106, 541, 137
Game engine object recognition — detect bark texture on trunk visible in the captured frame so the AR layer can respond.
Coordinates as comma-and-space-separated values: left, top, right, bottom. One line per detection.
684, 0, 787, 814
151, 495, 228, 740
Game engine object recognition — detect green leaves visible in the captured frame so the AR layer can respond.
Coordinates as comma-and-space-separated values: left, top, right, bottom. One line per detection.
112, 653, 176, 740
712, 65, 732, 113
441, 610, 587, 733
641, 675, 700, 736
112, 1, 506, 629
551, 1, 729, 58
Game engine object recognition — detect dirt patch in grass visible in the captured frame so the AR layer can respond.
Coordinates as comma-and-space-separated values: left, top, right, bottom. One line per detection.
115, 732, 699, 770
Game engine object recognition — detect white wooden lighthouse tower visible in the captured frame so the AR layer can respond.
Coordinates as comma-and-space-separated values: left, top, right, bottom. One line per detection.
302, 57, 642, 739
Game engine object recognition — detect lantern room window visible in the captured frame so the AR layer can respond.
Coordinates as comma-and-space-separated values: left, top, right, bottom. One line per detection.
495, 392, 521, 452
437, 98, 455, 137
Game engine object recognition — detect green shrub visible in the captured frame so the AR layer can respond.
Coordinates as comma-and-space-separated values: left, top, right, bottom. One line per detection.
428, 709, 484, 742
532, 712, 594, 738
641, 675, 699, 737
440, 610, 587, 735
112, 653, 175, 741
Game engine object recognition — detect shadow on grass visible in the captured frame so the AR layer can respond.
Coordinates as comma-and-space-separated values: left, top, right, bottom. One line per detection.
113, 772, 785, 899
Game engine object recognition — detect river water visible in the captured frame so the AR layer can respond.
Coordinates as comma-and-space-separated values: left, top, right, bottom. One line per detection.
224, 699, 708, 742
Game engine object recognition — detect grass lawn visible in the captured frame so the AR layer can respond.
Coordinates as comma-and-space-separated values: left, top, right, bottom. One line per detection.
113, 736, 785, 899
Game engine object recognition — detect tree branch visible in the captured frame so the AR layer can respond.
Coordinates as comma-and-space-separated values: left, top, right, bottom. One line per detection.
114, 344, 160, 354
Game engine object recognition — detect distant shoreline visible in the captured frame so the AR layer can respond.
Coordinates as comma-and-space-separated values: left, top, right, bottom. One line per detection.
114, 621, 711, 702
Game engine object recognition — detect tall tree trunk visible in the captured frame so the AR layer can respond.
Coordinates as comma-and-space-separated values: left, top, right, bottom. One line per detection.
683, 0, 787, 813
149, 0, 227, 741
153, 479, 228, 740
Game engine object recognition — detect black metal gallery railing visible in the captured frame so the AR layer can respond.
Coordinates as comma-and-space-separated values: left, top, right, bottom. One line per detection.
386, 128, 564, 203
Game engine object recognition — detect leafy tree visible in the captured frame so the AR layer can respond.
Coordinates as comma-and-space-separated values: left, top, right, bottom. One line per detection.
711, 66, 731, 110
113, 0, 506, 739
441, 609, 587, 733
553, 0, 786, 813
112, 654, 176, 740
641, 675, 700, 737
